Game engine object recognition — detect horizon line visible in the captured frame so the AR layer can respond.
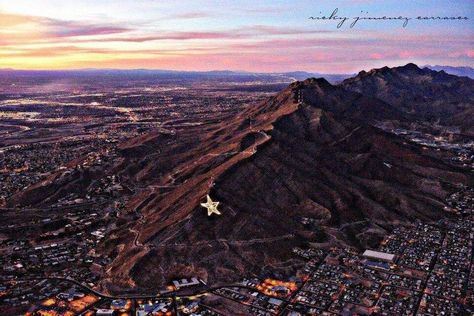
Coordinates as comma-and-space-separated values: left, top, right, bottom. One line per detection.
0, 67, 351, 75
0, 63, 472, 75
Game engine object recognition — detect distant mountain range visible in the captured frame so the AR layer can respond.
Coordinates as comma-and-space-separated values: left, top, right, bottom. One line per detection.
0, 68, 351, 84
425, 65, 474, 78
2, 65, 472, 83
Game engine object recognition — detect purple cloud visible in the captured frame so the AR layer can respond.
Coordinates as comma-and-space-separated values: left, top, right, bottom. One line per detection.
39, 18, 130, 37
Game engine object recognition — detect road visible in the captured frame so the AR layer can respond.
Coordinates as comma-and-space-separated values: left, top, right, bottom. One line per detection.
15, 276, 284, 308
154, 234, 295, 249
0, 199, 111, 213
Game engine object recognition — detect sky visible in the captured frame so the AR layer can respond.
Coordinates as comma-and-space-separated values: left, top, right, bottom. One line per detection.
0, 0, 473, 73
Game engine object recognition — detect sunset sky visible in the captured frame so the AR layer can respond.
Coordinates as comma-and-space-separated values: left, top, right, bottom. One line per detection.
0, 0, 473, 73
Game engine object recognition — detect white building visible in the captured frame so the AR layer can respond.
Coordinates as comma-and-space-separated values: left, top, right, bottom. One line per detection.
362, 250, 396, 262
96, 309, 114, 316
172, 277, 201, 289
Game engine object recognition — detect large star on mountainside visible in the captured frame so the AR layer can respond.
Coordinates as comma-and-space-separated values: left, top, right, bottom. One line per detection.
200, 195, 221, 216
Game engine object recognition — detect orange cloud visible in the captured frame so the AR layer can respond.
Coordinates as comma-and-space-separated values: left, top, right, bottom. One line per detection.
0, 10, 129, 43
0, 11, 37, 27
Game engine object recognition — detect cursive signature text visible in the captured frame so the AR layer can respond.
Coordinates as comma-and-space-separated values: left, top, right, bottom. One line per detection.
309, 8, 469, 28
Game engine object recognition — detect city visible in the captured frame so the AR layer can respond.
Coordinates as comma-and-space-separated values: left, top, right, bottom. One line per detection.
1, 68, 473, 315
1, 0, 473, 314
3, 199, 472, 315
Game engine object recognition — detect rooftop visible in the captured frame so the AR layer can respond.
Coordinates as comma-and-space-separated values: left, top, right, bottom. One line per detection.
362, 250, 396, 262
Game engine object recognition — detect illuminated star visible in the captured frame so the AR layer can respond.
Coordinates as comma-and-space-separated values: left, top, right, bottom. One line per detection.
200, 195, 221, 216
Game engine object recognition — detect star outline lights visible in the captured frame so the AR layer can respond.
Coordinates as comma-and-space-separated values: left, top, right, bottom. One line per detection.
201, 195, 221, 216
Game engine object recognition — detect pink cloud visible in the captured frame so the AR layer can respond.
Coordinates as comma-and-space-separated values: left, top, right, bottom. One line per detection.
47, 23, 129, 38
369, 53, 384, 59
74, 26, 333, 43
447, 50, 474, 58
166, 12, 211, 19
107, 31, 242, 41
398, 51, 414, 59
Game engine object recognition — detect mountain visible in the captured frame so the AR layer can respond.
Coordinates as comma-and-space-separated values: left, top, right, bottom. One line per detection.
8, 72, 471, 293
96, 79, 467, 292
425, 65, 474, 79
341, 63, 474, 127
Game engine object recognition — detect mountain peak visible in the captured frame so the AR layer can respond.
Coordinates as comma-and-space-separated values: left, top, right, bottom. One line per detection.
357, 64, 424, 78
304, 77, 332, 86
393, 63, 429, 76
402, 62, 421, 71
290, 77, 333, 90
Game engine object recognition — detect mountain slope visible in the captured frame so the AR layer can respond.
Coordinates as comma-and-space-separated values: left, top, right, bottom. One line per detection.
341, 63, 474, 125
97, 78, 469, 292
